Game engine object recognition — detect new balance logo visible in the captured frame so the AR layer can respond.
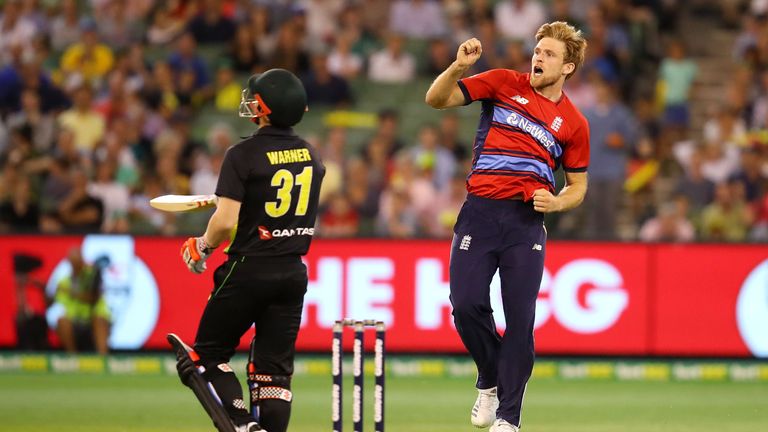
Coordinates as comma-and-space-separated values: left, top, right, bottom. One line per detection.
551, 116, 563, 132
532, 243, 543, 251
459, 235, 472, 251
511, 95, 529, 105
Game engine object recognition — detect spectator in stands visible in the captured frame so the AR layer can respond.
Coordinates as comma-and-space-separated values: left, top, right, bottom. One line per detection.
147, 3, 186, 46
303, 0, 346, 45
494, 0, 546, 42
303, 52, 353, 107
228, 24, 263, 74
499, 39, 530, 72
426, 38, 454, 76
638, 198, 695, 242
317, 128, 346, 205
49, 0, 82, 52
583, 6, 630, 87
205, 121, 235, 156
445, 6, 473, 49
167, 32, 212, 96
439, 112, 469, 162
95, 0, 143, 50
6, 89, 55, 152
87, 160, 130, 233
581, 75, 639, 239
190, 151, 222, 196
40, 169, 104, 233
338, 3, 380, 59
368, 108, 405, 157
0, 176, 39, 233
700, 181, 753, 241
41, 157, 73, 214
368, 33, 416, 83
729, 145, 767, 205
346, 157, 381, 234
58, 84, 106, 153
376, 187, 418, 238
59, 17, 115, 88
470, 17, 501, 73
187, 0, 236, 45
658, 38, 698, 128
0, 0, 35, 66
327, 30, 363, 79
319, 192, 360, 238
430, 174, 467, 238
410, 123, 456, 190
389, 0, 447, 39
674, 148, 715, 223
129, 175, 175, 235
750, 190, 768, 241
268, 19, 310, 75
213, 60, 240, 112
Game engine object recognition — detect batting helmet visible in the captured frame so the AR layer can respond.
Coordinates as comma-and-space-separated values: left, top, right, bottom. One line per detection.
239, 68, 307, 128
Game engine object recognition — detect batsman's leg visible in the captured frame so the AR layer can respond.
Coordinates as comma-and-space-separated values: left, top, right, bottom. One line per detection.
167, 333, 239, 432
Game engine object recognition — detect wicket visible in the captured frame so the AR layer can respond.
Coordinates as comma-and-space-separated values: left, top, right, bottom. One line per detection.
332, 319, 385, 432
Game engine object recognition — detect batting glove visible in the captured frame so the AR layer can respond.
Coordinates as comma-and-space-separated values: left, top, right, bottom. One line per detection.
180, 236, 215, 274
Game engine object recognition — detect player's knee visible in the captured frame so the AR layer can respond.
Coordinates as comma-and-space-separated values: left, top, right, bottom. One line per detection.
451, 298, 490, 320
248, 372, 292, 432
248, 372, 293, 403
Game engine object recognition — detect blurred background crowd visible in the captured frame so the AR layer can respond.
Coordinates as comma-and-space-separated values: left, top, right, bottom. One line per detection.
0, 0, 766, 242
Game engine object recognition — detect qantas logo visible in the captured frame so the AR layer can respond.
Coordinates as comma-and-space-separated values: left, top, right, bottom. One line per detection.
259, 226, 315, 240
258, 226, 273, 240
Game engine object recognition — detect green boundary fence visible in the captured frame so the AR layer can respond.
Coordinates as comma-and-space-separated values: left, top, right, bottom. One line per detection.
1, 353, 767, 382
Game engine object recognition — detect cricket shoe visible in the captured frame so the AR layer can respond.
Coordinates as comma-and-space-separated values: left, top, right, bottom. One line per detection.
489, 419, 519, 432
470, 386, 499, 428
235, 422, 264, 432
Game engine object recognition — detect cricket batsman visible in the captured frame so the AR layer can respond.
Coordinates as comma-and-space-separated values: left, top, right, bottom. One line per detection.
425, 22, 590, 431
171, 69, 325, 432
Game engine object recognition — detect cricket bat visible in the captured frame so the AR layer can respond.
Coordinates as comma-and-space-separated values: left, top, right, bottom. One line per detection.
149, 194, 218, 212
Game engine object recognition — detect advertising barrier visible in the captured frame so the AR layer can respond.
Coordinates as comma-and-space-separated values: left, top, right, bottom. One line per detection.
1, 236, 766, 357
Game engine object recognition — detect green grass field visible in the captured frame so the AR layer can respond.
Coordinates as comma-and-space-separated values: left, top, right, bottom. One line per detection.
1, 368, 767, 432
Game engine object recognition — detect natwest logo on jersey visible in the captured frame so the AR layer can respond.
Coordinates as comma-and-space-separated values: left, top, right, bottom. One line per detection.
296, 241, 649, 354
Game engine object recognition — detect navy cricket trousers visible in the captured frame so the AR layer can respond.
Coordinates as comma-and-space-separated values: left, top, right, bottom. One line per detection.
449, 193, 546, 427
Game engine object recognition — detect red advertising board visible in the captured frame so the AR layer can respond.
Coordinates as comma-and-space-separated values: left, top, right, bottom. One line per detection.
1, 236, 766, 357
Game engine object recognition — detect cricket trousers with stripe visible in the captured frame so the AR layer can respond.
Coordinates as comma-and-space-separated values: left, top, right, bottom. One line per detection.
449, 193, 546, 428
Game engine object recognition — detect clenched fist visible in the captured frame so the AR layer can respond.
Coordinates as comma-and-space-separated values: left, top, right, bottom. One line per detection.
532, 189, 562, 213
456, 38, 482, 69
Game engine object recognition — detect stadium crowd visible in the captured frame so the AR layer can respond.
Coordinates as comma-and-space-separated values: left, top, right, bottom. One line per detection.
0, 0, 766, 242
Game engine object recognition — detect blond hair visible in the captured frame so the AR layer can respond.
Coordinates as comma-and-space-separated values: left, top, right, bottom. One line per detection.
535, 21, 587, 80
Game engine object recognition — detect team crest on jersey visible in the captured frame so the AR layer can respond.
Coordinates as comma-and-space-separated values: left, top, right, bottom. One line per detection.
511, 95, 529, 105
551, 116, 563, 132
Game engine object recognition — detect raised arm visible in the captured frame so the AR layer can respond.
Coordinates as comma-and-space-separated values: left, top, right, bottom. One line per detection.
425, 38, 483, 109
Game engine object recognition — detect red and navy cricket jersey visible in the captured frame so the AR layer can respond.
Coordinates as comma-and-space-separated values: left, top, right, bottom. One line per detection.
458, 69, 590, 201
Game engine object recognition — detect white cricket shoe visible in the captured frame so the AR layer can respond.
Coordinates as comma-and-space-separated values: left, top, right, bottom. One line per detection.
470, 386, 499, 428
235, 422, 264, 432
489, 418, 520, 432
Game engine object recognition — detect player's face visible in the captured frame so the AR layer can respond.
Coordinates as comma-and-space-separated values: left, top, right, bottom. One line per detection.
530, 37, 573, 90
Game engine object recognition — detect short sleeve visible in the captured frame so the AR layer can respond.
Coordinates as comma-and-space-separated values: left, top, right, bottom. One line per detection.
562, 121, 589, 172
458, 69, 512, 103
215, 146, 247, 201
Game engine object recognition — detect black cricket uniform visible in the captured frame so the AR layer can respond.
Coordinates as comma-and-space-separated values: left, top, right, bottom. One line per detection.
193, 125, 324, 430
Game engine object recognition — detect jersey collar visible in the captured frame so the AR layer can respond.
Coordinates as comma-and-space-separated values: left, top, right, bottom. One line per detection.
254, 125, 297, 137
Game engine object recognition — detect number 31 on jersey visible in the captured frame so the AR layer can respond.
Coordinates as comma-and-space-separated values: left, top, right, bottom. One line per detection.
265, 166, 313, 217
